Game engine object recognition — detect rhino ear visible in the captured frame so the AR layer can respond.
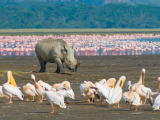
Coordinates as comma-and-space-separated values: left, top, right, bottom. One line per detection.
72, 44, 76, 50
64, 45, 69, 52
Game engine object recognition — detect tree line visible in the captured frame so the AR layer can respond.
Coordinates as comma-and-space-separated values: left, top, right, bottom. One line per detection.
0, 3, 160, 28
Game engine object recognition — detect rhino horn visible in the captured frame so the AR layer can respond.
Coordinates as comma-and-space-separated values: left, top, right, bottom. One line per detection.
76, 62, 81, 67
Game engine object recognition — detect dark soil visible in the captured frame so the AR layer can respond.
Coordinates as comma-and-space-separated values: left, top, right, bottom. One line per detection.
0, 55, 159, 120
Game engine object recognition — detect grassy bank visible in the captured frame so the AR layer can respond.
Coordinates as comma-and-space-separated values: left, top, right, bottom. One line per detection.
0, 29, 160, 35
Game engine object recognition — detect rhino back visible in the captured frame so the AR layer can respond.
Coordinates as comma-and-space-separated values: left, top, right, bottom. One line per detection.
35, 39, 67, 63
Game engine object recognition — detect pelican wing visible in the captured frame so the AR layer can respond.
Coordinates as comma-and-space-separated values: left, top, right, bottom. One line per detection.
29, 85, 38, 95
110, 88, 122, 104
38, 80, 52, 91
152, 94, 160, 110
45, 91, 66, 108
3, 84, 23, 100
131, 92, 141, 106
95, 82, 110, 99
66, 88, 75, 99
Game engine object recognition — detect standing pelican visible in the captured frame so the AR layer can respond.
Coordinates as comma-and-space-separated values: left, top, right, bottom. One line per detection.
132, 68, 152, 104
23, 83, 38, 101
31, 74, 44, 102
106, 76, 126, 108
2, 71, 23, 103
42, 90, 66, 113
83, 81, 97, 103
94, 82, 111, 105
122, 86, 141, 111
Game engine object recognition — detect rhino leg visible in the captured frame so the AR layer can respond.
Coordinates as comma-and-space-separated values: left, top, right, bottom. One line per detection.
55, 58, 65, 74
38, 57, 47, 72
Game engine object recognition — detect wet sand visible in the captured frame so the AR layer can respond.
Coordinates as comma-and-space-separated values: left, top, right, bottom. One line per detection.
0, 55, 160, 120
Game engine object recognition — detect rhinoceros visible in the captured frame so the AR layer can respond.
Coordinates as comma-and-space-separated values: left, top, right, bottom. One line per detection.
35, 39, 80, 73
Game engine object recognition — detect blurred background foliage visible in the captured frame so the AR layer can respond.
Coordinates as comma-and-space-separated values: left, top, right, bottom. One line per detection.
0, 0, 160, 28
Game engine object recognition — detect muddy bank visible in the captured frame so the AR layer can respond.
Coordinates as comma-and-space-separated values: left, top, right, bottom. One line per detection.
0, 55, 159, 120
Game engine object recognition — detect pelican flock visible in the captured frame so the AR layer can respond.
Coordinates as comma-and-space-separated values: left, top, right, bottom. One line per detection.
0, 68, 160, 113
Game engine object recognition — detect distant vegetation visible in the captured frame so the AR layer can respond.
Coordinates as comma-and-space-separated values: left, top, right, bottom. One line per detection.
0, 1, 160, 28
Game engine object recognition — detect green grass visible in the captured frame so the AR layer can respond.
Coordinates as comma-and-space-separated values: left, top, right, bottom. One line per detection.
0, 70, 27, 76
0, 29, 160, 35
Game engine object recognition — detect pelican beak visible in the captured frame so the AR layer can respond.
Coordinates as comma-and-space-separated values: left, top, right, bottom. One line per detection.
87, 83, 93, 87
129, 91, 133, 98
141, 70, 145, 85
9, 73, 17, 87
64, 83, 67, 89
112, 81, 115, 88
120, 79, 124, 88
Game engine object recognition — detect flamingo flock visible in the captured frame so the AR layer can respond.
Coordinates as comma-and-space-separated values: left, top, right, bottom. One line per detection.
0, 34, 160, 56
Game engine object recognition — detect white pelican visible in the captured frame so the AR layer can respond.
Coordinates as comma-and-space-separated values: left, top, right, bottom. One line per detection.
122, 86, 141, 111
106, 76, 126, 108
38, 80, 52, 91
2, 71, 23, 103
83, 81, 96, 103
57, 88, 75, 104
104, 78, 116, 88
94, 82, 111, 105
42, 90, 66, 113
80, 81, 87, 101
23, 83, 38, 101
132, 68, 152, 104
147, 77, 160, 108
31, 74, 44, 102
52, 81, 71, 90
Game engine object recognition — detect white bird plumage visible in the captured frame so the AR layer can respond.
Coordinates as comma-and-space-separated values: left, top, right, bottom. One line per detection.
2, 71, 23, 103
38, 80, 52, 91
42, 90, 66, 113
106, 76, 126, 108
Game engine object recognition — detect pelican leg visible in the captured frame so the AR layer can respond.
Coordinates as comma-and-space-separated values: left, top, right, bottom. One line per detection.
50, 106, 54, 113
87, 98, 90, 102
81, 95, 84, 101
100, 99, 102, 105
129, 104, 132, 111
7, 97, 13, 104
31, 96, 34, 101
56, 106, 59, 113
91, 98, 94, 103
38, 96, 43, 103
135, 106, 138, 111
143, 98, 146, 104
140, 97, 143, 104
117, 102, 121, 108
25, 96, 29, 101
